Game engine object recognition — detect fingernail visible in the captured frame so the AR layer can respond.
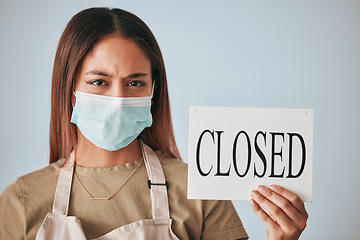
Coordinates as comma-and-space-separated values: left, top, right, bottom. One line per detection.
249, 199, 256, 208
251, 190, 260, 198
270, 185, 278, 192
257, 185, 267, 194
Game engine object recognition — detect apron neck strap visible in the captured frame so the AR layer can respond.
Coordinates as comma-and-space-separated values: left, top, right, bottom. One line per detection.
52, 151, 75, 215
139, 140, 171, 220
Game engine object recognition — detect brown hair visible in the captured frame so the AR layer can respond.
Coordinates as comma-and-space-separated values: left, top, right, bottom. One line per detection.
49, 7, 181, 164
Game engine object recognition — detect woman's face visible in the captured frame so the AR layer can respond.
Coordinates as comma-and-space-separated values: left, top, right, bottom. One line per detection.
74, 35, 152, 97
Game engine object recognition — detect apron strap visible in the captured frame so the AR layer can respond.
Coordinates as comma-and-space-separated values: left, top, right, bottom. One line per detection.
52, 151, 75, 215
139, 140, 171, 220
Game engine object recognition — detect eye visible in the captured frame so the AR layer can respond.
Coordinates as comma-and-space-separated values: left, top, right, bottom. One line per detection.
86, 79, 108, 86
127, 80, 146, 87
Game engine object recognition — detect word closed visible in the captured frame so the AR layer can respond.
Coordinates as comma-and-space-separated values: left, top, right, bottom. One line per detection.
196, 129, 306, 179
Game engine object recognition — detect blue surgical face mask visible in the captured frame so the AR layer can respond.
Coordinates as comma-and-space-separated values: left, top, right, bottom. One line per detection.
70, 90, 153, 151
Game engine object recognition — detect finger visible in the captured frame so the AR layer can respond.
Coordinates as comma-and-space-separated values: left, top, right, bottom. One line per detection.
257, 185, 304, 222
251, 190, 293, 229
249, 198, 278, 230
270, 185, 308, 218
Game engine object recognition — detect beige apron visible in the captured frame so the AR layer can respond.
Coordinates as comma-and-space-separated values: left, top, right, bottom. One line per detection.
35, 141, 179, 240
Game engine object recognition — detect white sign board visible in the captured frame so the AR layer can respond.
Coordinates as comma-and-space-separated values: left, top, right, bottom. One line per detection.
188, 106, 313, 202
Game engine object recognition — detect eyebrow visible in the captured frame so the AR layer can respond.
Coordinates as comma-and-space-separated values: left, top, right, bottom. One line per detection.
84, 70, 148, 79
127, 72, 148, 78
85, 70, 111, 77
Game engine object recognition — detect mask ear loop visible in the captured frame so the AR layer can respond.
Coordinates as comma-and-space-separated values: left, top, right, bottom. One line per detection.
72, 91, 77, 108
150, 81, 155, 99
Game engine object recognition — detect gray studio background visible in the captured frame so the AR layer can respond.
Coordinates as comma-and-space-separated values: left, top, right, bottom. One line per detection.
1, 0, 359, 239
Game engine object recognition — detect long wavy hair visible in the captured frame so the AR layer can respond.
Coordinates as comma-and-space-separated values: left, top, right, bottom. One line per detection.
49, 7, 181, 164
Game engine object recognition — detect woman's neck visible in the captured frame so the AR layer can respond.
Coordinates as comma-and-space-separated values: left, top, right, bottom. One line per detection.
74, 131, 142, 168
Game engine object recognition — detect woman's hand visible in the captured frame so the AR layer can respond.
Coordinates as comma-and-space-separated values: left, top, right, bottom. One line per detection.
249, 185, 308, 240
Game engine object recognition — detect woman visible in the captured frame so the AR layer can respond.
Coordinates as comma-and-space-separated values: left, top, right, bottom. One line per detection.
0, 7, 307, 239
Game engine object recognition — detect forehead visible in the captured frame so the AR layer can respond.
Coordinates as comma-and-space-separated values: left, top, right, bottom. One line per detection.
79, 35, 151, 75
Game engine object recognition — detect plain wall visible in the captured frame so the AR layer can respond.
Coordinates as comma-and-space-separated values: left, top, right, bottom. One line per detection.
1, 0, 359, 239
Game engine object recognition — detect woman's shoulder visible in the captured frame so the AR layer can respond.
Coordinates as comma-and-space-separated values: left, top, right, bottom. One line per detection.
0, 161, 62, 239
16, 161, 61, 186
1, 161, 61, 204
155, 150, 188, 180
